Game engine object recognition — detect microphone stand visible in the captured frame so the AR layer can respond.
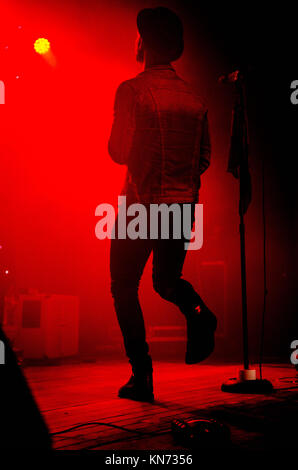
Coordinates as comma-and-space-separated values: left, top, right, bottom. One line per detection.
221, 73, 273, 394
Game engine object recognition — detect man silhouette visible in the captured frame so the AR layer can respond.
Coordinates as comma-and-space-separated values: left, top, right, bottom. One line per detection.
108, 7, 216, 402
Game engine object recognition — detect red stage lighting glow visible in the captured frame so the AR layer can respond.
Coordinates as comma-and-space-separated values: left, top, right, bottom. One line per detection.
34, 37, 50, 54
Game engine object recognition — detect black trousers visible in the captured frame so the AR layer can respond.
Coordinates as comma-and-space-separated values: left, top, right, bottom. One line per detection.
110, 203, 201, 364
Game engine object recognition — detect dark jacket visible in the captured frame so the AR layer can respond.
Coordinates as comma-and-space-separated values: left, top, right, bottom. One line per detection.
108, 64, 211, 203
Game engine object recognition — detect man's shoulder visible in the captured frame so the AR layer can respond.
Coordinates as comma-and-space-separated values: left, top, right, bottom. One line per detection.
115, 79, 135, 92
113, 79, 137, 104
116, 73, 208, 112
114, 76, 144, 100
176, 76, 208, 111
120, 74, 145, 90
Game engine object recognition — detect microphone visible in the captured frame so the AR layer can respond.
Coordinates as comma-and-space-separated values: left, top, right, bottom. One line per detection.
218, 70, 241, 84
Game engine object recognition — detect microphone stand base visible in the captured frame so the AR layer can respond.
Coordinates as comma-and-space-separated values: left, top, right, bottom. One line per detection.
221, 377, 274, 394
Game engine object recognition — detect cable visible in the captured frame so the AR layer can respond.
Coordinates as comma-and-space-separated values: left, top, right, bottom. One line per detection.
51, 421, 145, 437
259, 154, 268, 380
83, 429, 171, 450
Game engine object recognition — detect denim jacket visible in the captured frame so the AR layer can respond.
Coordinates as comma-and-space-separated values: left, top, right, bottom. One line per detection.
108, 65, 211, 203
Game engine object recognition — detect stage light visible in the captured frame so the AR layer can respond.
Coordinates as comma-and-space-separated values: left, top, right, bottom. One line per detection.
34, 38, 50, 55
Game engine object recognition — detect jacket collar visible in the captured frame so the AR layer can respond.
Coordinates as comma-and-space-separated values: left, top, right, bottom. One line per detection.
144, 64, 175, 72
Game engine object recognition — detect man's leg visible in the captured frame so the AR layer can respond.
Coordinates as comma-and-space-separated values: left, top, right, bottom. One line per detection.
151, 203, 201, 314
152, 236, 201, 316
110, 225, 154, 400
152, 204, 217, 364
110, 234, 152, 363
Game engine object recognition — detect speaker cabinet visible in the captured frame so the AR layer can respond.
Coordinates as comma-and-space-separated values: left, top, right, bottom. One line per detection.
3, 294, 79, 359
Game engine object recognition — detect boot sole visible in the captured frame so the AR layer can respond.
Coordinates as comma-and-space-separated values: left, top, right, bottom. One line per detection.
118, 391, 155, 403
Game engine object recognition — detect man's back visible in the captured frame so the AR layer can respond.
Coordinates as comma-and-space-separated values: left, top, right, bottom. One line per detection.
108, 65, 211, 203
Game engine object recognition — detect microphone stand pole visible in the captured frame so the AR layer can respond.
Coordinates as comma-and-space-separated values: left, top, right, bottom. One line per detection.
221, 74, 273, 393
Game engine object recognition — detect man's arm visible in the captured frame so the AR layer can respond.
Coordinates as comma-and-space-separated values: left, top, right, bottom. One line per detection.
198, 111, 211, 175
108, 81, 135, 165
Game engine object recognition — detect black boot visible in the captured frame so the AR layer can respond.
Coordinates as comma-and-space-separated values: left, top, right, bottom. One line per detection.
185, 303, 217, 364
118, 357, 154, 402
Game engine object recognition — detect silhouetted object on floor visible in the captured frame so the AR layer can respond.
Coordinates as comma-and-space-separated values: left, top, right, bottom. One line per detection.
171, 418, 231, 448
0, 327, 52, 449
221, 376, 273, 394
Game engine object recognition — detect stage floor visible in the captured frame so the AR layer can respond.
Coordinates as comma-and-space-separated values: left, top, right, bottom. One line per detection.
23, 361, 298, 451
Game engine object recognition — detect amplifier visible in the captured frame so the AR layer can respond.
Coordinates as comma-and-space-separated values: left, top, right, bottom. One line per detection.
3, 294, 79, 359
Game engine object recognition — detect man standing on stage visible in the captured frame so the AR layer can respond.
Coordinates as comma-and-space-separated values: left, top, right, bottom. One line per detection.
108, 7, 217, 402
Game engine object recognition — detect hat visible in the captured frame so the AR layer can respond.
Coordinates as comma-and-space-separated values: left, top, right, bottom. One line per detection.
137, 7, 184, 62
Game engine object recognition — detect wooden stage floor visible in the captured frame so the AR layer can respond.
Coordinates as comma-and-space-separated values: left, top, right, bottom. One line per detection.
23, 361, 298, 451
